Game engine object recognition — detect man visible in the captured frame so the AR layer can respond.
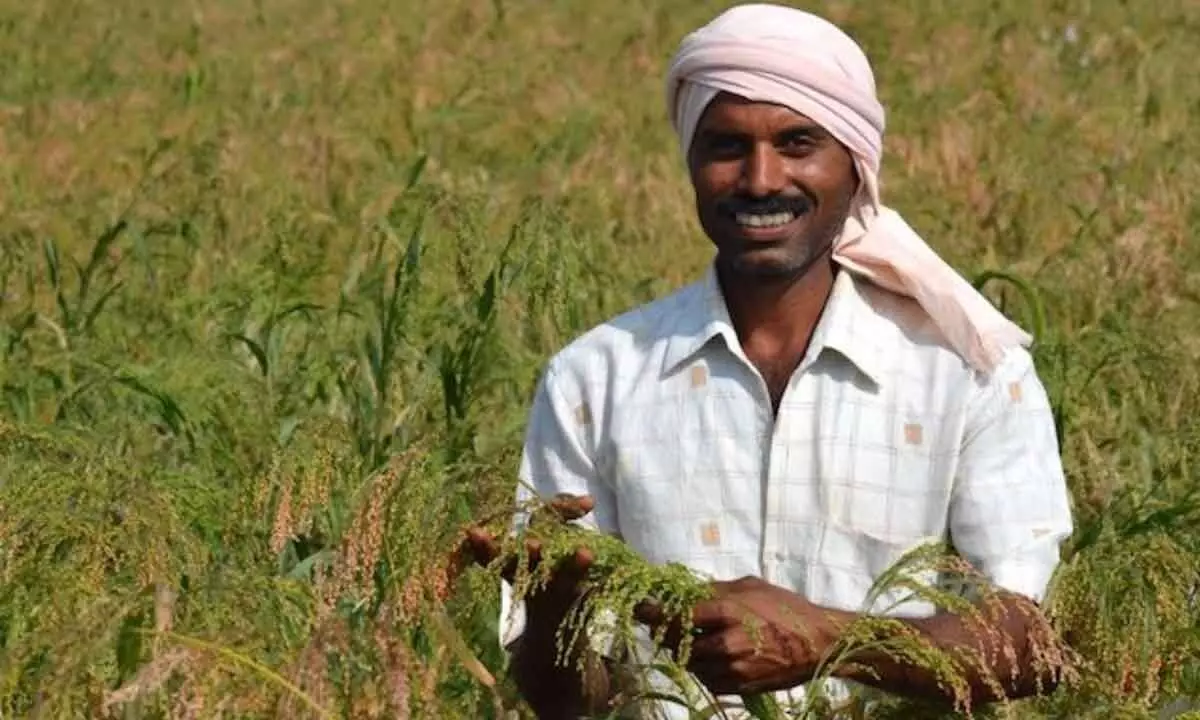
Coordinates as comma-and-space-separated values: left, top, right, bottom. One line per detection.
466, 3, 1074, 718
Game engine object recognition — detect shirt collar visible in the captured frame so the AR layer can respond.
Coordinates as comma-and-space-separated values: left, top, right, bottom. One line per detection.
805, 268, 891, 385
661, 263, 891, 387
660, 264, 738, 375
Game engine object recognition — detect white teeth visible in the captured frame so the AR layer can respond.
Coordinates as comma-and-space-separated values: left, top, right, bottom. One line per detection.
734, 212, 795, 228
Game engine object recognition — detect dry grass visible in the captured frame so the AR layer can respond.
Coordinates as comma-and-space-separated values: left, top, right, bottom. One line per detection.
0, 0, 1198, 717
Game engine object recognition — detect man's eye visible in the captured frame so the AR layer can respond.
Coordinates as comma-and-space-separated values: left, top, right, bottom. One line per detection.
705, 135, 745, 156
779, 134, 816, 153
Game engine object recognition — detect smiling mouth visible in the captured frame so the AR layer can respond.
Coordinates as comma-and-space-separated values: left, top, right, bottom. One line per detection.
733, 211, 797, 229
727, 208, 810, 241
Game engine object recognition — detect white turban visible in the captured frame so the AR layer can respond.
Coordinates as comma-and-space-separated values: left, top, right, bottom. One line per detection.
664, 3, 1032, 376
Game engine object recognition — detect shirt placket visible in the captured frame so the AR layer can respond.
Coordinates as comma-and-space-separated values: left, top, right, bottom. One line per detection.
722, 342, 782, 582
748, 375, 790, 585
761, 390, 794, 583
759, 355, 820, 587
720, 337, 813, 585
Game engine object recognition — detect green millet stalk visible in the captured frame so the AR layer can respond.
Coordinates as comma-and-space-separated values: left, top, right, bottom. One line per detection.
475, 499, 1085, 719
479, 498, 794, 717
493, 512, 710, 664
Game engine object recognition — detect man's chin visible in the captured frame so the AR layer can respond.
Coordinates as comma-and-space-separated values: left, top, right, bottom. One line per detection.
721, 249, 811, 280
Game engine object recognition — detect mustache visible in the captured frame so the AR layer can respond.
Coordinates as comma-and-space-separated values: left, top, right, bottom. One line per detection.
717, 193, 813, 217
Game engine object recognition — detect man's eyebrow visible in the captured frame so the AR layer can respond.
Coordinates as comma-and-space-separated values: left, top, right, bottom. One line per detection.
695, 126, 746, 138
694, 122, 830, 139
776, 123, 828, 139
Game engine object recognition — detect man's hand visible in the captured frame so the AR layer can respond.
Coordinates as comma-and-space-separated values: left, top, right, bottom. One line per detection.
465, 493, 597, 627
463, 494, 614, 720
639, 574, 1068, 708
637, 575, 841, 696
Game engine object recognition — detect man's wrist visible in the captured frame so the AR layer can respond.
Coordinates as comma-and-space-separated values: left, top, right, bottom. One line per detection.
823, 595, 1063, 706
823, 610, 963, 699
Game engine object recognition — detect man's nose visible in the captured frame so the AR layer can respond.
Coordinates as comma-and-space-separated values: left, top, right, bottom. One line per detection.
741, 143, 787, 197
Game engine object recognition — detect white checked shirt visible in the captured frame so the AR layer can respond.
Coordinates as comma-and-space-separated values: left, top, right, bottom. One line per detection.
501, 266, 1073, 716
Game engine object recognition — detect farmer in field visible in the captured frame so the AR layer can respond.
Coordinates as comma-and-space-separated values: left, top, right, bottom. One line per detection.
467, 3, 1074, 718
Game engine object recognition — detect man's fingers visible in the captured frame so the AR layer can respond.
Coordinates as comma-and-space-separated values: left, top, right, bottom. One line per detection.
492, 539, 544, 585
530, 493, 595, 527
464, 528, 501, 568
634, 600, 690, 652
542, 545, 591, 590
564, 546, 595, 577
688, 638, 754, 696
464, 529, 544, 585
550, 493, 594, 521
635, 597, 736, 653
543, 544, 594, 572
464, 524, 599, 595
633, 600, 664, 627
687, 626, 745, 661
692, 598, 741, 631
689, 661, 743, 696
633, 596, 741, 656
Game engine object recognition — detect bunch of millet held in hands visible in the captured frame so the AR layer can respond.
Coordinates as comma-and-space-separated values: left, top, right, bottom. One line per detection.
457, 494, 949, 719
461, 493, 784, 716
459, 493, 1080, 719
463, 493, 715, 669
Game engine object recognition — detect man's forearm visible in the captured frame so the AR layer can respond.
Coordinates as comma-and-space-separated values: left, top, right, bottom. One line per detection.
510, 630, 615, 720
827, 594, 1066, 707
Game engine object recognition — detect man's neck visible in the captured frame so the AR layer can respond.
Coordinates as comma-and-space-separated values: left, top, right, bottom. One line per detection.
716, 253, 838, 364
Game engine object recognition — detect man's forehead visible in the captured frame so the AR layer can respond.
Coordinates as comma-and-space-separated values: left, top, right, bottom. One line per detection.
696, 92, 824, 130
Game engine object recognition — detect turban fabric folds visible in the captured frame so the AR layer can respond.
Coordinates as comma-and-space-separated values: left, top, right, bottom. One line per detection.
664, 4, 1032, 376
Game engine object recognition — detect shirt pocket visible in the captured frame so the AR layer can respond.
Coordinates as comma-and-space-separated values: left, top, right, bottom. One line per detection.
822, 406, 954, 544
814, 521, 945, 618
814, 408, 955, 614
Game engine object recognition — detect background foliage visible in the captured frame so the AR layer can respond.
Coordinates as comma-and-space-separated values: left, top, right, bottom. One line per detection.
0, 0, 1197, 717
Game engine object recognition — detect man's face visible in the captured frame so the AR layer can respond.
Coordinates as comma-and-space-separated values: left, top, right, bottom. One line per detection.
688, 92, 859, 281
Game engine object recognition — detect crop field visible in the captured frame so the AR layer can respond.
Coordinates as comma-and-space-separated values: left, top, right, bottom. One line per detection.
0, 0, 1198, 717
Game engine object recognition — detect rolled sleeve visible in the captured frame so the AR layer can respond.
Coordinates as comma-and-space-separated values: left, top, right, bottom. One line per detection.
949, 348, 1074, 604
498, 363, 618, 651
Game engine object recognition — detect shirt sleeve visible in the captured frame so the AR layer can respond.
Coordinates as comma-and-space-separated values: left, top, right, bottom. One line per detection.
948, 347, 1074, 604
498, 362, 619, 651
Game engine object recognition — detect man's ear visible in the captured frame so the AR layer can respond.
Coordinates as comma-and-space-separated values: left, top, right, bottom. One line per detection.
844, 154, 867, 216
848, 152, 864, 196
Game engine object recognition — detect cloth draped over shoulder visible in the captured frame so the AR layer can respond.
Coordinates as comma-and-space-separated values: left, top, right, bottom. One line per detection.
664, 3, 1032, 376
